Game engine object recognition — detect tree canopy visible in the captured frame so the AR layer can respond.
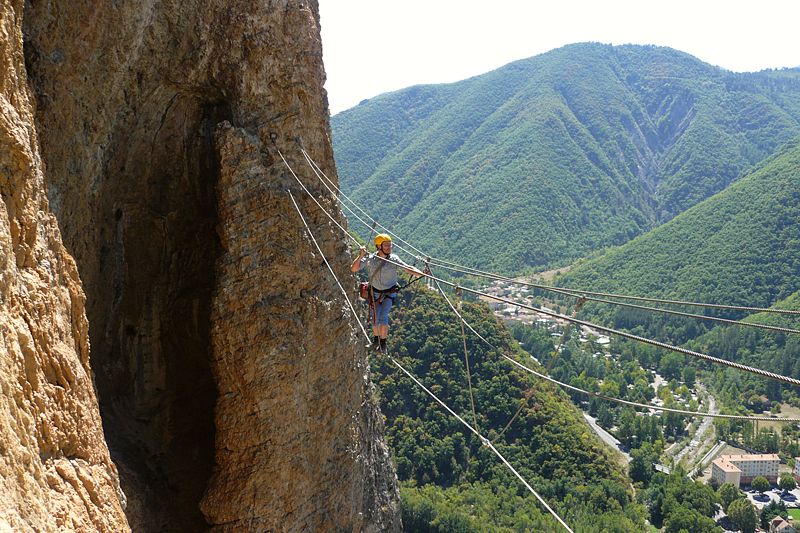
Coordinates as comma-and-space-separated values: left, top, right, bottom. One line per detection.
717, 482, 741, 513
728, 498, 757, 533
371, 286, 645, 530
751, 476, 770, 494
779, 472, 796, 492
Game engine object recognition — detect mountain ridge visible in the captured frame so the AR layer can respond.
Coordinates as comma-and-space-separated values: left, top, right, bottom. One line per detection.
332, 43, 800, 273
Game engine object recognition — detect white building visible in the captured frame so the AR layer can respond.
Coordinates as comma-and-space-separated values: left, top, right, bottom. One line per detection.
711, 457, 741, 487
711, 454, 779, 487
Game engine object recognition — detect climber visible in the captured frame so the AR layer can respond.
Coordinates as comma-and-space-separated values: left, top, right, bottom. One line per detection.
350, 233, 424, 354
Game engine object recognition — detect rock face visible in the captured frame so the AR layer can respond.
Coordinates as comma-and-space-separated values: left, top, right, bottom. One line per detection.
0, 0, 128, 530
3, 0, 400, 530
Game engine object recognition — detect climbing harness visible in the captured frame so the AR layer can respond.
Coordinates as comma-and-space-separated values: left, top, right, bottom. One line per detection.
360, 255, 428, 331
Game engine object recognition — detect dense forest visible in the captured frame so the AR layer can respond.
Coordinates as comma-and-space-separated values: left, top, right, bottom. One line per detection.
372, 286, 645, 531
332, 43, 800, 273
370, 285, 764, 531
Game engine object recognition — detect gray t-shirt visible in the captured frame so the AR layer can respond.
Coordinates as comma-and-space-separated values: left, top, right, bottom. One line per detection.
359, 253, 409, 291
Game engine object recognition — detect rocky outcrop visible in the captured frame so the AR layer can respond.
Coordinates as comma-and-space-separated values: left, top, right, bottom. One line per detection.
204, 123, 399, 530
0, 0, 128, 529
3, 0, 399, 530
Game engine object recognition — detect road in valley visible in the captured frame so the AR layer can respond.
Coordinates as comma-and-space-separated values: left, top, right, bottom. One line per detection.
670, 383, 718, 472
583, 413, 630, 462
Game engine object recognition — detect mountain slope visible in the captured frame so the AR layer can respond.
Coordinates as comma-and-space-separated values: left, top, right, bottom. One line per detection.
332, 43, 800, 273
559, 140, 800, 313
373, 287, 644, 530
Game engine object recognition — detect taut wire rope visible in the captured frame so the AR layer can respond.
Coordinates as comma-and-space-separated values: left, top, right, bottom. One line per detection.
299, 148, 800, 318
283, 149, 800, 391
286, 184, 573, 532
424, 260, 800, 334
301, 148, 428, 258
300, 148, 423, 263
430, 277, 800, 422
416, 265, 800, 388
287, 190, 370, 340
389, 356, 575, 533
424, 249, 800, 317
456, 285, 480, 432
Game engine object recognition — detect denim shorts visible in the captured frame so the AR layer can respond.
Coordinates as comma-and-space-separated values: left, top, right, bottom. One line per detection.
373, 294, 395, 325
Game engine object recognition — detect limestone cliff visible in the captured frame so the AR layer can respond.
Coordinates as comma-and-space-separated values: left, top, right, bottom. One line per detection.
0, 0, 127, 529
2, 0, 400, 530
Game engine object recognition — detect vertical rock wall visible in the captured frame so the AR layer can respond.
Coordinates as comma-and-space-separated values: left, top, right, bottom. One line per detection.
21, 0, 400, 530
0, 0, 128, 529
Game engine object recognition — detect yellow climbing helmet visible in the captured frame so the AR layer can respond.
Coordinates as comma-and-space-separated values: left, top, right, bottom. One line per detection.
374, 233, 392, 248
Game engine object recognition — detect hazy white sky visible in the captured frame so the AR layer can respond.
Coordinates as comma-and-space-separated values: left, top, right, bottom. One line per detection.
319, 1, 800, 114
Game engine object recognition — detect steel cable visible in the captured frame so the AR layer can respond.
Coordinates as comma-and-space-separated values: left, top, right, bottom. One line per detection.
286, 184, 573, 532
286, 150, 800, 388
299, 148, 800, 318
432, 278, 800, 422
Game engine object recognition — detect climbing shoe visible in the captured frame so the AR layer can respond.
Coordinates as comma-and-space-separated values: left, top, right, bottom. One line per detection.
379, 338, 388, 354
368, 336, 380, 351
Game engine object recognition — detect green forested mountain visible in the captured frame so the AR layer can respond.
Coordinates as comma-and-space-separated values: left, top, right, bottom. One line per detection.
558, 140, 800, 313
331, 43, 800, 273
373, 287, 645, 531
